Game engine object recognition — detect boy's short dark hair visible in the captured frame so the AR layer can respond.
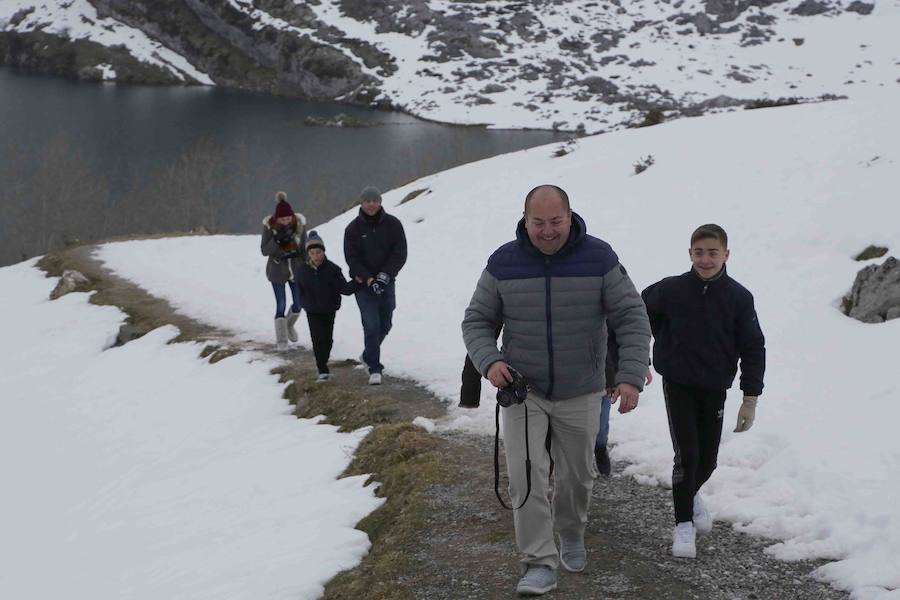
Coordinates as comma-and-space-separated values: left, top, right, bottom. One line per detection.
691, 224, 728, 248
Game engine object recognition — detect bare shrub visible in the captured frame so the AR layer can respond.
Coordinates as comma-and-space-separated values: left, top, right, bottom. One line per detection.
633, 155, 655, 175
0, 134, 109, 264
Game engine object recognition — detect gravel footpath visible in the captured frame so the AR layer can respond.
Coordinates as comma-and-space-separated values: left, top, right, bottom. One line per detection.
401, 431, 847, 600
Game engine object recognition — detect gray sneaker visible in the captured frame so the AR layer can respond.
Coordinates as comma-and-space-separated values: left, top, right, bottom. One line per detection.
559, 535, 586, 572
516, 565, 557, 596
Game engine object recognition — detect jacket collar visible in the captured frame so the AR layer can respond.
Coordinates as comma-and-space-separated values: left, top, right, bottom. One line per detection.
358, 206, 384, 225
688, 264, 729, 286
515, 211, 587, 259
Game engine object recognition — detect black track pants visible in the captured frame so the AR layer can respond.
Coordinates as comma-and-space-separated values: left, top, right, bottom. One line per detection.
662, 379, 726, 524
307, 311, 336, 374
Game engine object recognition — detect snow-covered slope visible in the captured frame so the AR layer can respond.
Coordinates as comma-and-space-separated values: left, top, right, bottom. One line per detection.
98, 88, 900, 598
2, 0, 898, 131
305, 0, 900, 131
0, 260, 381, 600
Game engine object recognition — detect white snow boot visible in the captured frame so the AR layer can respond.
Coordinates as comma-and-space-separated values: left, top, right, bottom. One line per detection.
274, 317, 289, 351
286, 308, 300, 342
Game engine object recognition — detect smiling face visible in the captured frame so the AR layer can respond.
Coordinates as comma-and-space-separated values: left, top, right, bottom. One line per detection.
689, 236, 729, 280
275, 215, 293, 227
524, 188, 572, 255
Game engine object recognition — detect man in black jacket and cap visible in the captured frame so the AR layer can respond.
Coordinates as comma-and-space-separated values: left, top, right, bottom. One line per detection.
344, 186, 408, 385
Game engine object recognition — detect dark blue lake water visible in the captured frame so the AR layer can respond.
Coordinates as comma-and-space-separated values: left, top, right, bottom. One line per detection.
0, 68, 567, 265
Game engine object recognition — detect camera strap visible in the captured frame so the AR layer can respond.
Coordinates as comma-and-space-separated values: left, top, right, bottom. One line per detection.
494, 401, 532, 510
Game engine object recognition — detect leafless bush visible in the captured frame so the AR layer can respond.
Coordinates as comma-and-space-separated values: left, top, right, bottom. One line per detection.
0, 135, 244, 266
633, 155, 655, 175
0, 134, 109, 264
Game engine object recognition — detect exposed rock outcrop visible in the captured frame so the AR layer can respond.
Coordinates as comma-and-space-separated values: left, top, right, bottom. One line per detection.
0, 31, 180, 84
843, 257, 900, 323
50, 269, 91, 300
90, 0, 377, 100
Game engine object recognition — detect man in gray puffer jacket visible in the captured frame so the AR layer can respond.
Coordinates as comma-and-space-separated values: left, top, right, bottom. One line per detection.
462, 185, 650, 595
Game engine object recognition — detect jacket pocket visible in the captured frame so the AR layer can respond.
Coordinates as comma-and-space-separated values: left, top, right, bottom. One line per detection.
589, 336, 600, 368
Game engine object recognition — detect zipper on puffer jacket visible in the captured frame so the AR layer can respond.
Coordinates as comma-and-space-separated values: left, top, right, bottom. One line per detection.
545, 256, 554, 399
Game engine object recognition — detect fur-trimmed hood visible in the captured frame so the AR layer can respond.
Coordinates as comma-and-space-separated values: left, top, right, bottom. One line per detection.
263, 212, 307, 229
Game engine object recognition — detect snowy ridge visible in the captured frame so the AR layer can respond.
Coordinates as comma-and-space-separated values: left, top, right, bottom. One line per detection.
96, 89, 900, 598
3, 0, 899, 130
305, 0, 900, 131
0, 0, 213, 83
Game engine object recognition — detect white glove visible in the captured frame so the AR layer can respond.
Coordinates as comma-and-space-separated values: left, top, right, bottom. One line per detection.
734, 396, 758, 432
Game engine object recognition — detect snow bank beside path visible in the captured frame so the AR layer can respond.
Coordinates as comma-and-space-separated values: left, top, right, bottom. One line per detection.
0, 260, 381, 600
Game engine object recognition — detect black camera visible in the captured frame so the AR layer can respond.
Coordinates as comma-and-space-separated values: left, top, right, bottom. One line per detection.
496, 368, 529, 407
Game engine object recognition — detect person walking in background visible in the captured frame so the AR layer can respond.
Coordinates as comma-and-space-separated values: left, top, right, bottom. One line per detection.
462, 185, 650, 595
595, 328, 654, 477
297, 231, 357, 382
260, 191, 307, 350
642, 223, 766, 560
459, 325, 502, 409
343, 186, 407, 385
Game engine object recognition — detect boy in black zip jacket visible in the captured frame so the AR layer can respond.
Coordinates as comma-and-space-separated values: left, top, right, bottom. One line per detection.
297, 231, 358, 382
641, 224, 765, 560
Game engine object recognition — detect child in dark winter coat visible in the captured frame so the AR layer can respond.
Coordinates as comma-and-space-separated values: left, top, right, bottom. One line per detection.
260, 191, 307, 350
297, 231, 357, 382
642, 223, 766, 560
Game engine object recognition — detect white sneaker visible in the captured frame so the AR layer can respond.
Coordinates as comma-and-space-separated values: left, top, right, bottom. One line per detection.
693, 494, 713, 535
354, 353, 368, 370
368, 372, 382, 385
672, 522, 696, 558
316, 373, 330, 383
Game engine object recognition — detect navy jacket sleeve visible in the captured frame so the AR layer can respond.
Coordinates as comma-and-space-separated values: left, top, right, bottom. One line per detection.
736, 294, 766, 397
641, 280, 665, 336
343, 220, 372, 281
334, 265, 357, 295
382, 218, 407, 278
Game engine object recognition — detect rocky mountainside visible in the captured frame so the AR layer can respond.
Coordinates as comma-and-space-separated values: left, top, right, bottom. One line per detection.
1, 0, 897, 131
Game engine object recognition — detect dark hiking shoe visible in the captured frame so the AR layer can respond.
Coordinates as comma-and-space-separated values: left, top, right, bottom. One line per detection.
595, 446, 611, 477
458, 382, 481, 408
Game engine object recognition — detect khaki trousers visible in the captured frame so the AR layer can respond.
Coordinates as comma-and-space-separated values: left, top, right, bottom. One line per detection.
501, 390, 602, 569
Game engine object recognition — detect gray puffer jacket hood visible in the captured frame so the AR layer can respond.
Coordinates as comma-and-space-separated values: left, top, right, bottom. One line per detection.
461, 212, 651, 400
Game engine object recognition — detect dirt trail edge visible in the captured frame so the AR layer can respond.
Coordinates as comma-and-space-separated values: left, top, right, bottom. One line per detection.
39, 244, 847, 600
